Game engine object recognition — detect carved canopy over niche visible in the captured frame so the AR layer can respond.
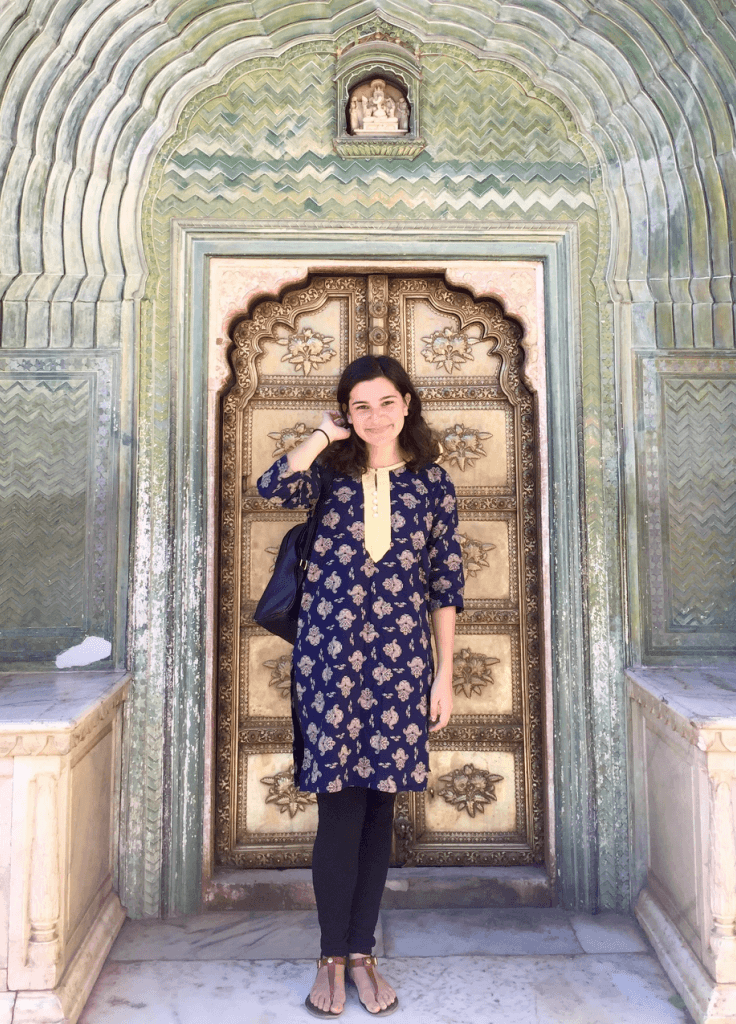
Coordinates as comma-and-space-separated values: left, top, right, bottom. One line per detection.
334, 25, 424, 160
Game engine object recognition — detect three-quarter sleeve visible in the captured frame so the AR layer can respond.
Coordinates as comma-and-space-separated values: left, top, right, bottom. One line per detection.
256, 454, 322, 509
426, 465, 465, 611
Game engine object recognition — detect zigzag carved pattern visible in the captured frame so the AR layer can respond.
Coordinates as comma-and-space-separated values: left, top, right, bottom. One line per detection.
151, 52, 594, 230
179, 62, 333, 160
0, 378, 90, 628
422, 58, 587, 168
664, 378, 736, 630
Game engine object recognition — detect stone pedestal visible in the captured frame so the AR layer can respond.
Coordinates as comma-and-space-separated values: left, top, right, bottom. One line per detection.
0, 672, 129, 1024
629, 666, 736, 1024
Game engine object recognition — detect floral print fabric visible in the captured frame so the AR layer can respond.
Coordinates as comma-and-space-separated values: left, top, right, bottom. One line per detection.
257, 455, 465, 794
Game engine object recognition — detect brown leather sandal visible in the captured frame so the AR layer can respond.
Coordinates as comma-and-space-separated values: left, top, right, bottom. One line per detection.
347, 955, 399, 1017
305, 955, 347, 1018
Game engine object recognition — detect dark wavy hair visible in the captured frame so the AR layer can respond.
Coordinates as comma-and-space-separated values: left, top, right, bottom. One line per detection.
320, 355, 440, 476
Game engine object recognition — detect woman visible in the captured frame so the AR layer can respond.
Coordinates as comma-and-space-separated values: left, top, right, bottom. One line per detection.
257, 356, 464, 1018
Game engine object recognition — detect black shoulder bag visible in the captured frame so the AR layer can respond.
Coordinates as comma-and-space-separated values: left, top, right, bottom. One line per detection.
253, 465, 334, 646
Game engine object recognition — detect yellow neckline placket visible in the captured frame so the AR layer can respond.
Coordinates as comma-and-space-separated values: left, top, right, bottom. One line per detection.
360, 462, 405, 562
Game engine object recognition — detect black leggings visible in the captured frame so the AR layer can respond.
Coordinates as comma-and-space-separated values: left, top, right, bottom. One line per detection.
312, 788, 396, 957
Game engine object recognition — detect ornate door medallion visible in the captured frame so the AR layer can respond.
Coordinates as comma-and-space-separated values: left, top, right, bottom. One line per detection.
217, 274, 543, 867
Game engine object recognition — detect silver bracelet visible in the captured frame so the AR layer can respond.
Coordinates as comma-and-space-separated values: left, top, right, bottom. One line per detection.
312, 427, 331, 445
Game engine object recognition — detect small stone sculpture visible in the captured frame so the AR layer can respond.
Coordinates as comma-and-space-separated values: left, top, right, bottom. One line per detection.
397, 97, 409, 132
348, 78, 409, 135
349, 96, 363, 132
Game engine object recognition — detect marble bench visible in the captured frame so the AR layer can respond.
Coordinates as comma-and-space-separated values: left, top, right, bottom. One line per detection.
0, 671, 129, 1024
629, 665, 736, 1024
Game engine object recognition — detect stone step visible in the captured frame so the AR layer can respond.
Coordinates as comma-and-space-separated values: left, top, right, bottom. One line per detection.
204, 865, 553, 911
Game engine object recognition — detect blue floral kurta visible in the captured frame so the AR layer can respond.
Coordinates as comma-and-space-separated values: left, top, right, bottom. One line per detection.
257, 455, 465, 794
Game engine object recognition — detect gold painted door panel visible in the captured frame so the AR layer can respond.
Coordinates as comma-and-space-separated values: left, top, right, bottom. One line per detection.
217, 274, 543, 867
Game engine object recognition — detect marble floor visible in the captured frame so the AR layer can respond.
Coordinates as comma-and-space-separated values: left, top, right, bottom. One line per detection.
79, 908, 694, 1024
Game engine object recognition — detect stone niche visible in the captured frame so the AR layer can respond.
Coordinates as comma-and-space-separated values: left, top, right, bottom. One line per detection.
629, 666, 736, 1024
333, 38, 424, 159
0, 671, 129, 1024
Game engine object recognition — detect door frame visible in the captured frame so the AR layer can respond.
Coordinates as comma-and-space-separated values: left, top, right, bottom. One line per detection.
168, 220, 592, 913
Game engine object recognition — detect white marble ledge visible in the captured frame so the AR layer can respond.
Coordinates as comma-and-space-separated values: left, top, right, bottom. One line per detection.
627, 665, 736, 741
0, 671, 130, 756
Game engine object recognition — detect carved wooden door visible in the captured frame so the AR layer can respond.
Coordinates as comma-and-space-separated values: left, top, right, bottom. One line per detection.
217, 274, 543, 868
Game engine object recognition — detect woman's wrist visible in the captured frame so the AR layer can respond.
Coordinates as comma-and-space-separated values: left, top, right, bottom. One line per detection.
287, 425, 331, 471
312, 427, 332, 446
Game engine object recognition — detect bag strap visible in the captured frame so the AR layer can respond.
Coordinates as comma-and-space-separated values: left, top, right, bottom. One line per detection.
298, 462, 334, 569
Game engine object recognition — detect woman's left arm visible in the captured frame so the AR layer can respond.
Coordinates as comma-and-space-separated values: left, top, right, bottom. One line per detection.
429, 606, 456, 732
426, 466, 465, 733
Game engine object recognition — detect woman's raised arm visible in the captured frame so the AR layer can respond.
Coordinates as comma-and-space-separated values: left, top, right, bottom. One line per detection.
287, 410, 350, 471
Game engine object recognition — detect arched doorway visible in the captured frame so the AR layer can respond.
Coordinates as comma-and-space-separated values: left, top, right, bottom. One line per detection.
216, 272, 544, 869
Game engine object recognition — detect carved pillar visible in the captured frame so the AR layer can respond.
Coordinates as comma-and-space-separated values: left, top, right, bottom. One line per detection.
710, 774, 736, 936
707, 740, 736, 978
27, 773, 61, 971
367, 274, 389, 354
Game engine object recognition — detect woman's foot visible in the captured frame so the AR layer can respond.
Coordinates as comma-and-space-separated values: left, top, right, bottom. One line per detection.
348, 955, 399, 1016
306, 956, 346, 1017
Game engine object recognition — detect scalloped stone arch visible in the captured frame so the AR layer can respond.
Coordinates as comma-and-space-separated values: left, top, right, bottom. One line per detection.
1, 2, 734, 349
137, 36, 611, 914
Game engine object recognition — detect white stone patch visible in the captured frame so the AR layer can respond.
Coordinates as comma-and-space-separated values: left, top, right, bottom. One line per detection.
384, 879, 409, 891
56, 636, 112, 668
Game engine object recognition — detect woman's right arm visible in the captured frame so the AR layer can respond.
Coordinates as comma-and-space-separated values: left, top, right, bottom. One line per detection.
256, 411, 349, 506
286, 410, 349, 471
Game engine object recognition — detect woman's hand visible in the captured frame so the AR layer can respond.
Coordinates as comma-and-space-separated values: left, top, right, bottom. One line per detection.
429, 666, 453, 732
320, 409, 351, 442
287, 410, 350, 471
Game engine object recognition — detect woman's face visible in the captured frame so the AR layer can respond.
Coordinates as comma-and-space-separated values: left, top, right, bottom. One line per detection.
345, 376, 410, 449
